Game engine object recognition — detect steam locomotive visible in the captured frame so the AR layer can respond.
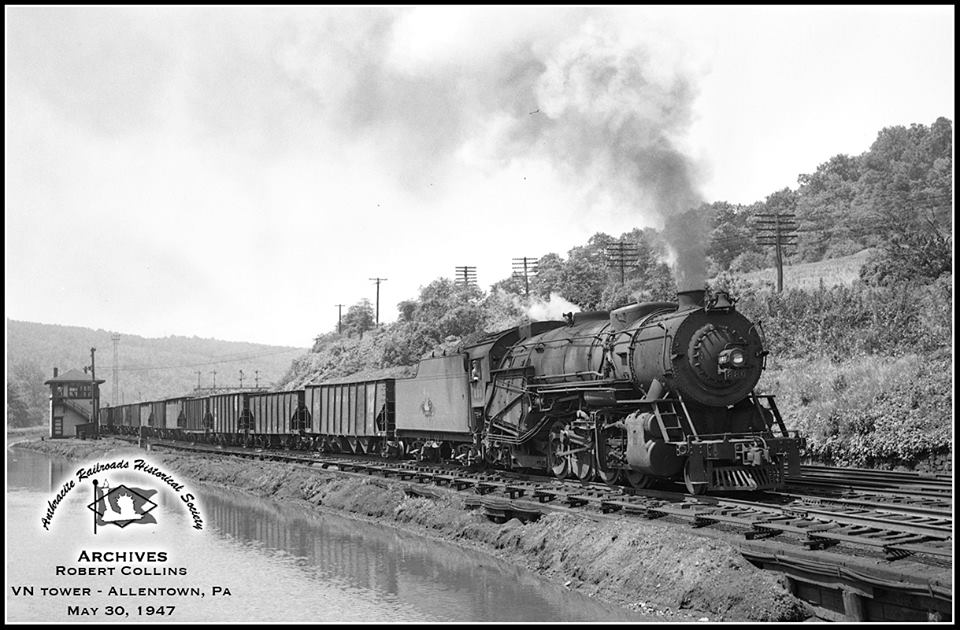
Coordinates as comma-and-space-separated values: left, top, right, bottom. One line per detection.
101, 288, 805, 494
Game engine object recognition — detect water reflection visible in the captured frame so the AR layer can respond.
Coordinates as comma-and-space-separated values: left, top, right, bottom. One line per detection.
202, 487, 644, 621
7, 448, 72, 492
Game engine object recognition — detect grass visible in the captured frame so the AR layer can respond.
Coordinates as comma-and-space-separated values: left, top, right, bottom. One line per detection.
732, 249, 873, 290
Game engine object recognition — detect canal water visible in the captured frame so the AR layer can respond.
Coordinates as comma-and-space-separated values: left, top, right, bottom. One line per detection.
6, 447, 651, 622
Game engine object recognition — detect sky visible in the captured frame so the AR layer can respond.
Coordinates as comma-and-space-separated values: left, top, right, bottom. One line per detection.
5, 6, 955, 348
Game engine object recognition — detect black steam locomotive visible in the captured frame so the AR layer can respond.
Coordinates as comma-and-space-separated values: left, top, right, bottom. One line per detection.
101, 288, 804, 494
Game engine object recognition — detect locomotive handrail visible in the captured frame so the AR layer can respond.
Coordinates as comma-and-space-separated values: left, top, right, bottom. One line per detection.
675, 392, 698, 439
749, 392, 790, 436
683, 431, 786, 440
530, 370, 604, 382
656, 323, 673, 376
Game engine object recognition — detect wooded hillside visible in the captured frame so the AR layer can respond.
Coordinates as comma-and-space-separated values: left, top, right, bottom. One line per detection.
276, 117, 953, 470
6, 319, 306, 427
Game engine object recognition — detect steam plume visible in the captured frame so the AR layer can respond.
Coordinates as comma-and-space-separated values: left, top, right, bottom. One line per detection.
274, 9, 711, 285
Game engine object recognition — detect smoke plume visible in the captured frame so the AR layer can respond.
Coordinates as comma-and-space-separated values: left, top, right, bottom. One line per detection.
270, 9, 713, 286
525, 293, 581, 321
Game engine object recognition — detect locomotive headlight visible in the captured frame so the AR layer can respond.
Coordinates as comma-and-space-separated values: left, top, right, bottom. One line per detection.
718, 348, 747, 369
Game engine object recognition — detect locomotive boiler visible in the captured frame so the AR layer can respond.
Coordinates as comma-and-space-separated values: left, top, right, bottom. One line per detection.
477, 289, 804, 493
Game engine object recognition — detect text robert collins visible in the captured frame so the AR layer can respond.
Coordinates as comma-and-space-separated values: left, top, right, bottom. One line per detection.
57, 550, 186, 576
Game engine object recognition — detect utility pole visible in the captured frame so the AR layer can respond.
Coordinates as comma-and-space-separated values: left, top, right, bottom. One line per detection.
335, 304, 345, 334
111, 334, 120, 406
239, 370, 244, 389
369, 278, 387, 326
512, 257, 538, 296
211, 370, 217, 390
606, 240, 640, 285
255, 370, 260, 389
755, 212, 799, 292
454, 266, 477, 288
90, 347, 98, 433
196, 371, 202, 390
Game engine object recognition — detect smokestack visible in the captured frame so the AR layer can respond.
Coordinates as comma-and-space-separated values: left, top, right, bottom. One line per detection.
53, 367, 58, 378
677, 289, 705, 311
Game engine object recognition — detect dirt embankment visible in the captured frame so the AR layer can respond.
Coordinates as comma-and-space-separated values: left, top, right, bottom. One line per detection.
15, 438, 809, 622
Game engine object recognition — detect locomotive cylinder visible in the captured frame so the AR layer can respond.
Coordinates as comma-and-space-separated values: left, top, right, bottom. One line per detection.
623, 412, 683, 476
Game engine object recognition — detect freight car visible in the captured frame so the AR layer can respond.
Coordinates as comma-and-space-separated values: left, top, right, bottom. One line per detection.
99, 288, 804, 494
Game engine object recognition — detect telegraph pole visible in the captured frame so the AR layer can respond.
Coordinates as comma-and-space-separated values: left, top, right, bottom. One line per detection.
369, 278, 387, 326
211, 370, 217, 390
111, 334, 120, 405
196, 371, 202, 390
255, 370, 260, 389
90, 348, 98, 434
239, 370, 244, 389
512, 257, 538, 296
454, 266, 477, 288
606, 241, 640, 285
335, 304, 345, 334
755, 212, 799, 292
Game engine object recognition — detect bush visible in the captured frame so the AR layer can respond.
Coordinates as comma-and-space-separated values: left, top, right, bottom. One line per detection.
760, 353, 952, 470
859, 229, 951, 287
729, 250, 772, 274
734, 279, 951, 361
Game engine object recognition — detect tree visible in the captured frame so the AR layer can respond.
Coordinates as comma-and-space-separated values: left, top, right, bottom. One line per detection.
557, 233, 615, 310
481, 288, 527, 332
854, 119, 952, 242
528, 253, 565, 298
7, 382, 31, 428
795, 154, 863, 261
707, 201, 762, 270
342, 299, 375, 338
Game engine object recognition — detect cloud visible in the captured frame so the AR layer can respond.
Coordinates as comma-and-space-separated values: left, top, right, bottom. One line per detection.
7, 7, 719, 344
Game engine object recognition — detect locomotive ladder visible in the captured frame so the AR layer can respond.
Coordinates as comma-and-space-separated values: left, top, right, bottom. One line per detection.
653, 396, 698, 443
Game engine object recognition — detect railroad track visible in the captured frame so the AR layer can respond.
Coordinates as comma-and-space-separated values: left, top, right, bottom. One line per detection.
789, 464, 952, 500
139, 438, 952, 565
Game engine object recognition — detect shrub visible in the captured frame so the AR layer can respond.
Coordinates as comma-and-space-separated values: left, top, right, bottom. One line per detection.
734, 279, 951, 360
760, 353, 952, 470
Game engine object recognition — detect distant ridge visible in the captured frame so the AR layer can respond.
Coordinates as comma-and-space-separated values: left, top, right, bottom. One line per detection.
7, 319, 308, 409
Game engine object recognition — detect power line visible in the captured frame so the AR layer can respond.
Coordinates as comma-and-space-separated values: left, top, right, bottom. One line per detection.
98, 347, 304, 373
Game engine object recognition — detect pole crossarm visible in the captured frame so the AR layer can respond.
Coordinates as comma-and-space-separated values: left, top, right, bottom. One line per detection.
752, 212, 798, 292
605, 241, 641, 285
454, 266, 477, 288
511, 257, 539, 296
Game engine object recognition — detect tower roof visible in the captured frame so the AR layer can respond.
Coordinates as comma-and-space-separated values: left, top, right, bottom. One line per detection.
44, 368, 106, 385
